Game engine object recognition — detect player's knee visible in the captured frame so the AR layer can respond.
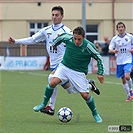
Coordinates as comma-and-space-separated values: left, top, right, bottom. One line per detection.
80, 92, 90, 101
50, 77, 61, 87
125, 74, 130, 80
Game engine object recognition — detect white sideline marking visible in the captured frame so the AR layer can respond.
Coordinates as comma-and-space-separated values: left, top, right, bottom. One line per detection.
18, 71, 48, 76
104, 81, 121, 85
10, 71, 122, 86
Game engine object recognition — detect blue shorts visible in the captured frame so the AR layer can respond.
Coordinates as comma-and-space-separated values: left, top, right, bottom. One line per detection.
116, 63, 132, 78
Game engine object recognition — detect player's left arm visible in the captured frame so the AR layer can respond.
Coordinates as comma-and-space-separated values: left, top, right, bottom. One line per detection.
130, 35, 133, 53
52, 33, 65, 50
92, 52, 105, 84
87, 42, 105, 77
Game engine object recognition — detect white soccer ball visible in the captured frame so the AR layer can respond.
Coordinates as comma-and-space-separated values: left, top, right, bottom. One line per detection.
57, 107, 73, 123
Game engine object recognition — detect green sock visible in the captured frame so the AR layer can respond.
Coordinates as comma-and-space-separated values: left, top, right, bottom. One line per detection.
86, 95, 98, 116
42, 84, 54, 106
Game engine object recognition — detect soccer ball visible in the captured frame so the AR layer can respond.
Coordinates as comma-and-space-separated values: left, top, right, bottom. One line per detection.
57, 107, 73, 123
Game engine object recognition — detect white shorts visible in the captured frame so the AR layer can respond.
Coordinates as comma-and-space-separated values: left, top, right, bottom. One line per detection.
53, 63, 89, 93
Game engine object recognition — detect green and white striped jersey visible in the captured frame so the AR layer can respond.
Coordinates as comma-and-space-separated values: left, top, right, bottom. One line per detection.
53, 33, 105, 75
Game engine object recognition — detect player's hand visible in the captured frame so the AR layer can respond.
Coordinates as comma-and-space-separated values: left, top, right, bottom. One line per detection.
8, 37, 15, 44
129, 49, 133, 53
97, 75, 104, 84
52, 45, 57, 50
114, 49, 119, 54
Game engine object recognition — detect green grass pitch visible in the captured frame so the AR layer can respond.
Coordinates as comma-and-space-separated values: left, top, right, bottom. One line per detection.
0, 70, 132, 133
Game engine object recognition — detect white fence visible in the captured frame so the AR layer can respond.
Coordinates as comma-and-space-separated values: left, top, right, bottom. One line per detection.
88, 56, 116, 75
0, 56, 116, 75
0, 56, 48, 70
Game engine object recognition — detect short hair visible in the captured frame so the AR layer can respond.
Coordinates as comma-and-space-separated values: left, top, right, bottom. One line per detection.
51, 6, 64, 15
73, 26, 85, 37
116, 22, 126, 30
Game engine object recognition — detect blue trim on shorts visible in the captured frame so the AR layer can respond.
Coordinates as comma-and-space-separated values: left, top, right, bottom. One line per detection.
61, 81, 69, 87
50, 64, 59, 71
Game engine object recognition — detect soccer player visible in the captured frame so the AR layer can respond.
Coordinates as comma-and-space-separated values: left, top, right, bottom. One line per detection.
33, 26, 105, 123
8, 6, 100, 116
109, 22, 133, 102
130, 33, 133, 80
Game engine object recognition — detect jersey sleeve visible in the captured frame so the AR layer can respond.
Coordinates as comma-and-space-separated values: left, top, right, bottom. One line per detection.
32, 28, 47, 43
15, 28, 47, 45
109, 37, 116, 50
53, 33, 72, 46
87, 42, 105, 75
15, 37, 35, 45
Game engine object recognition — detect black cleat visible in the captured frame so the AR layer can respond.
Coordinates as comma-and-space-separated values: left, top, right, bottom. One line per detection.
89, 80, 100, 95
40, 106, 54, 116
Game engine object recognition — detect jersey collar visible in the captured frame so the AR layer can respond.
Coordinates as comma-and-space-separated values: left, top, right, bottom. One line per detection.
52, 23, 64, 31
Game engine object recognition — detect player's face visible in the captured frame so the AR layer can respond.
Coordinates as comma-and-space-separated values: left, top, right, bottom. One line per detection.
52, 10, 64, 25
117, 24, 125, 35
73, 34, 85, 46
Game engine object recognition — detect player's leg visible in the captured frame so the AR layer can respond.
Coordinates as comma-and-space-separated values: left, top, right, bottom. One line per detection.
130, 58, 133, 81
80, 92, 102, 123
33, 84, 55, 112
121, 77, 131, 102
40, 80, 69, 115
124, 63, 133, 99
117, 65, 131, 102
67, 69, 102, 123
62, 79, 100, 95
42, 75, 100, 115
40, 64, 68, 114
41, 71, 71, 115
42, 73, 58, 115
33, 77, 61, 112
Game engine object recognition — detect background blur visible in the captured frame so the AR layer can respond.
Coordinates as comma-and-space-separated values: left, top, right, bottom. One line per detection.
0, 0, 133, 41
0, 0, 132, 74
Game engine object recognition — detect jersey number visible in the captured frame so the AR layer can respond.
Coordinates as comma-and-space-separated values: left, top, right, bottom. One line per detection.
120, 48, 126, 53
50, 46, 57, 53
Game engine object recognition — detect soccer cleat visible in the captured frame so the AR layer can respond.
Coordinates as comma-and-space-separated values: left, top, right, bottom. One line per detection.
125, 95, 131, 102
89, 80, 100, 95
93, 114, 102, 123
40, 106, 55, 116
130, 90, 133, 99
33, 103, 45, 112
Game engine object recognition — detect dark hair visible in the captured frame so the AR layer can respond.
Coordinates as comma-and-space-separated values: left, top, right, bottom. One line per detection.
116, 22, 126, 30
73, 26, 85, 37
52, 6, 64, 15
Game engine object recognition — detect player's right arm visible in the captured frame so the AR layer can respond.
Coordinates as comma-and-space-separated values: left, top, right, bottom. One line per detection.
8, 36, 35, 45
8, 28, 47, 45
109, 37, 119, 54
